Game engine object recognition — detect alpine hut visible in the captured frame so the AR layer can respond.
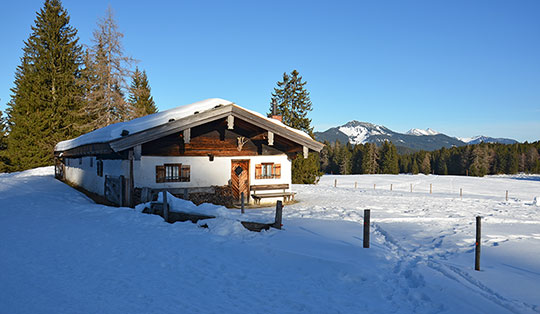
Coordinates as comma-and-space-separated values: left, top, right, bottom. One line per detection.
54, 98, 323, 206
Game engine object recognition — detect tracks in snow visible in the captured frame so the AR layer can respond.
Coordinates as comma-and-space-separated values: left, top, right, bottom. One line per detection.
372, 222, 536, 314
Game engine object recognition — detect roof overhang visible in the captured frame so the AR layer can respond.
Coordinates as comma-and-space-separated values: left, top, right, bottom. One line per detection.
57, 103, 324, 155
109, 104, 323, 153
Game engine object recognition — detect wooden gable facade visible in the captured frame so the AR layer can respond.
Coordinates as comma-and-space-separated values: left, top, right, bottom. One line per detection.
55, 101, 323, 207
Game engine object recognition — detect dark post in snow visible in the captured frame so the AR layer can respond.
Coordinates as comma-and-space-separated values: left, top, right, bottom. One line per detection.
363, 209, 370, 248
334, 179, 337, 188
475, 216, 481, 271
506, 190, 508, 202
162, 190, 169, 223
355, 181, 357, 189
373, 184, 376, 190
241, 192, 245, 214
390, 184, 393, 191
274, 201, 283, 230
430, 183, 432, 194
119, 175, 125, 207
460, 188, 463, 200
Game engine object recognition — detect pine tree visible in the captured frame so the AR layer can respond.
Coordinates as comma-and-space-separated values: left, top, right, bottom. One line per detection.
269, 70, 314, 136
319, 141, 331, 173
0, 110, 9, 172
269, 69, 319, 183
292, 152, 322, 184
128, 67, 157, 118
80, 6, 135, 131
5, 0, 84, 171
337, 144, 352, 174
379, 141, 399, 174
0, 110, 6, 151
361, 143, 378, 174
411, 159, 420, 174
419, 152, 431, 175
351, 144, 364, 174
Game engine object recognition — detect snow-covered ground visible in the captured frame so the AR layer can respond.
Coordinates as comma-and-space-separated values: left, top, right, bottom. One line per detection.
1, 168, 539, 313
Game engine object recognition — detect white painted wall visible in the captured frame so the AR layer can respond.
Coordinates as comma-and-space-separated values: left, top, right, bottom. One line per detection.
134, 155, 292, 203
63, 157, 129, 195
64, 154, 293, 204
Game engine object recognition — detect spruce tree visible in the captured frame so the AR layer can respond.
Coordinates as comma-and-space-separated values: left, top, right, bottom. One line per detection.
337, 144, 352, 174
269, 70, 314, 136
80, 6, 135, 131
419, 152, 432, 175
0, 110, 9, 172
269, 69, 320, 183
351, 144, 364, 174
319, 141, 331, 173
361, 143, 378, 174
379, 141, 399, 174
128, 67, 157, 118
5, 0, 83, 171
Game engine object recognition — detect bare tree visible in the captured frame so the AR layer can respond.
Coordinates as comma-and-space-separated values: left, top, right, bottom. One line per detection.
80, 6, 136, 131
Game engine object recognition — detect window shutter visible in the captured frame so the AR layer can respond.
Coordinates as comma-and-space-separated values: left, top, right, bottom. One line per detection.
274, 164, 281, 179
255, 164, 262, 179
156, 165, 165, 183
181, 165, 190, 182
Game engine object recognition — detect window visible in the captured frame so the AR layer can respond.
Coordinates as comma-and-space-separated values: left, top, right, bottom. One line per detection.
255, 163, 281, 179
156, 164, 190, 183
97, 160, 103, 177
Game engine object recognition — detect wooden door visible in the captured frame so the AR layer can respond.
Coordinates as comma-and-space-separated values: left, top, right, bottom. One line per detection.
231, 160, 250, 201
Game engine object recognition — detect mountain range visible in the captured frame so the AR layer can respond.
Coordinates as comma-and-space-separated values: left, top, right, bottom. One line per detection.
314, 121, 518, 152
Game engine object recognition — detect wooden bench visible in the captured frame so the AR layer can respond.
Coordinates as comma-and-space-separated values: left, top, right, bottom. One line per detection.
250, 184, 296, 205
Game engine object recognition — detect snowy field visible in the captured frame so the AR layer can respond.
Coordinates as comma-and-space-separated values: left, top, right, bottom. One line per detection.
1, 168, 539, 314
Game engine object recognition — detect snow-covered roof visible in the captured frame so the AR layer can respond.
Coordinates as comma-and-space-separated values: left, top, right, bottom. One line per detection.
55, 98, 320, 152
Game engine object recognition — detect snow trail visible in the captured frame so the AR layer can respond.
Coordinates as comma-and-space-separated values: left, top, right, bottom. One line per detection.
1, 169, 539, 313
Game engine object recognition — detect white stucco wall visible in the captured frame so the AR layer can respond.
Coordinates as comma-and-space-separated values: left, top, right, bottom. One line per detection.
64, 154, 293, 204
63, 157, 129, 195
134, 155, 292, 201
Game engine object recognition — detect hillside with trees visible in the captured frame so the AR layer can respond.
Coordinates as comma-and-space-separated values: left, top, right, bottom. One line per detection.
322, 140, 540, 176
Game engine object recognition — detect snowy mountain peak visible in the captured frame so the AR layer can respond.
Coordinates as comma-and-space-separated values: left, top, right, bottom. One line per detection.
458, 136, 518, 145
406, 128, 440, 136
338, 121, 392, 144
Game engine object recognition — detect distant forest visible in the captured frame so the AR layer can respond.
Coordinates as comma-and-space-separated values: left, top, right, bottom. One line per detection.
321, 140, 540, 176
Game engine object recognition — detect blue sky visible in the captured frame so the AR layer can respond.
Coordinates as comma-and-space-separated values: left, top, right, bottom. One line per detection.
1, 0, 539, 142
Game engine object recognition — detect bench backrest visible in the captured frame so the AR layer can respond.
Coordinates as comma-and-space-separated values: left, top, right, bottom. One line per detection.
250, 184, 289, 191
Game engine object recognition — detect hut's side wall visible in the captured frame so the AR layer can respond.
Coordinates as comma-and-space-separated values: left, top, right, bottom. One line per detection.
63, 157, 129, 195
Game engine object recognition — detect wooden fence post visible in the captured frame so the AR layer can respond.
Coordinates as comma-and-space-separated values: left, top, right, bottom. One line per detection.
430, 183, 432, 194
274, 201, 283, 230
241, 192, 245, 214
334, 179, 337, 187
410, 184, 413, 193
373, 184, 376, 190
162, 190, 169, 223
506, 190, 508, 201
355, 182, 357, 189
475, 216, 481, 271
460, 188, 463, 200
390, 184, 393, 191
363, 209, 370, 248
119, 175, 125, 207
